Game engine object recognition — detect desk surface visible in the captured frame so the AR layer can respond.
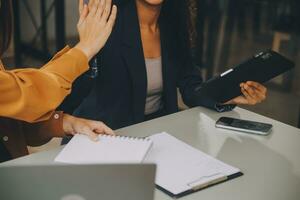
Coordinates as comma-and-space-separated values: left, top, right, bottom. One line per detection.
2, 107, 300, 200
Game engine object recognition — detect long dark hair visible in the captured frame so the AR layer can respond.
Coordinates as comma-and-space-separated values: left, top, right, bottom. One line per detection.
0, 0, 13, 56
160, 0, 192, 52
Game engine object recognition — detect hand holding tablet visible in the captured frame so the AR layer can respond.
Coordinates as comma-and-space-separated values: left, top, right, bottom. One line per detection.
199, 50, 295, 104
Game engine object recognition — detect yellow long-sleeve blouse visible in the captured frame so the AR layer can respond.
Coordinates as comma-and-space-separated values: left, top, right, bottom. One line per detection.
0, 46, 89, 122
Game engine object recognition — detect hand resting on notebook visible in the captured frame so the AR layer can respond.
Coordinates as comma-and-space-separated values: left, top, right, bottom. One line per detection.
63, 114, 115, 141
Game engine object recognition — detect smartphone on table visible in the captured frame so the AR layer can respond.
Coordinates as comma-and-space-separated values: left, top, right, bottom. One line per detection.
215, 117, 273, 135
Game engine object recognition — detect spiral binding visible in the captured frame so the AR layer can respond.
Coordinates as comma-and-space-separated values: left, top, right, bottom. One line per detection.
100, 134, 150, 142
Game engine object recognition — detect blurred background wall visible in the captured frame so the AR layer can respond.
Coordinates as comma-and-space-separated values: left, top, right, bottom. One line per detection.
19, 0, 78, 43
185, 0, 300, 127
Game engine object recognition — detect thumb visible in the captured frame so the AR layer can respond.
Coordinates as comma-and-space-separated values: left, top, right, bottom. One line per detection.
93, 122, 115, 136
81, 127, 99, 142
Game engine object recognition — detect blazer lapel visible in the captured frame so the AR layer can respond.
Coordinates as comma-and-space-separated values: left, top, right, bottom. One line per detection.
160, 21, 178, 113
120, 1, 147, 123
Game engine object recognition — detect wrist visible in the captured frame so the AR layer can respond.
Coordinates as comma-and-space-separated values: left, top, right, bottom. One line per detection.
74, 43, 94, 61
223, 99, 235, 105
62, 114, 76, 135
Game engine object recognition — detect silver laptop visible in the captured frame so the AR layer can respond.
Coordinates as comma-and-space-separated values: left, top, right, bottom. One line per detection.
0, 164, 156, 200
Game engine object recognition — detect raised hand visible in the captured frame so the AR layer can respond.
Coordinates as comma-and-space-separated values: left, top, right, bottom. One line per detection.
75, 0, 117, 60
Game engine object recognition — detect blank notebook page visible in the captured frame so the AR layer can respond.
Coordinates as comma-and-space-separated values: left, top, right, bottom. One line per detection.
55, 134, 153, 164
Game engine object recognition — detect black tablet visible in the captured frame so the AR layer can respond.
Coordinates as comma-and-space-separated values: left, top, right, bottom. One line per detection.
199, 50, 295, 103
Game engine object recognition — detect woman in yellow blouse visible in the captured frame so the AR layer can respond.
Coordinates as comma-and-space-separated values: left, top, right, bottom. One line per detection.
0, 0, 117, 122
0, 0, 117, 162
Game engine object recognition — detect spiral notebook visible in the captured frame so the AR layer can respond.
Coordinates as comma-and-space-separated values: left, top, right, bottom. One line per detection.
55, 134, 153, 164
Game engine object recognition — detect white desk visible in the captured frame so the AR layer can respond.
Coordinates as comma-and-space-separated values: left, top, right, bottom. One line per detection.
2, 107, 300, 200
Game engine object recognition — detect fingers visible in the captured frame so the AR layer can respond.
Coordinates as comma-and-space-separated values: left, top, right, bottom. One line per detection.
89, 0, 99, 17
106, 5, 117, 29
82, 126, 99, 142
83, 121, 114, 141
244, 84, 259, 99
96, 0, 106, 20
251, 87, 266, 101
241, 87, 257, 105
79, 0, 84, 14
102, 0, 112, 21
76, 0, 117, 60
246, 81, 267, 93
93, 121, 115, 135
69, 117, 113, 142
228, 81, 267, 106
242, 82, 266, 102
78, 4, 88, 26
88, 0, 95, 10
102, 125, 115, 135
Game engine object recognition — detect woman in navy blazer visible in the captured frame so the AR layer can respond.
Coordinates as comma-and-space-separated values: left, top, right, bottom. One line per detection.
60, 0, 267, 131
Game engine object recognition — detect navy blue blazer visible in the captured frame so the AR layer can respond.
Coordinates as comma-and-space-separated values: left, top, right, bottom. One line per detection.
59, 0, 234, 130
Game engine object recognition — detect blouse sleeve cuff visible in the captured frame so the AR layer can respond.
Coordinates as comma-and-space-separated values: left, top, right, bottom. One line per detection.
49, 111, 65, 138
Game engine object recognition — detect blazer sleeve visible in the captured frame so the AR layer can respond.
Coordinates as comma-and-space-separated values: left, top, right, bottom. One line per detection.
0, 47, 89, 122
176, 52, 236, 112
